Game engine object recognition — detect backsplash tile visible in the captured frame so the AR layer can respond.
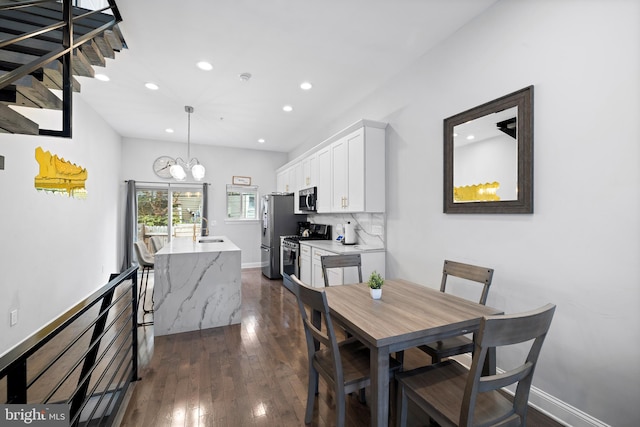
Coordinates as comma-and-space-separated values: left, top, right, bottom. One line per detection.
308, 212, 385, 248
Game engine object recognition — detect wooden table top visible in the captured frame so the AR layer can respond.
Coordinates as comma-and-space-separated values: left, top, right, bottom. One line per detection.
323, 279, 502, 349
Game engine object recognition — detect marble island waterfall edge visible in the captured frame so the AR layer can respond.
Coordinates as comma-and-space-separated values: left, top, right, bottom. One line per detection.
153, 237, 242, 336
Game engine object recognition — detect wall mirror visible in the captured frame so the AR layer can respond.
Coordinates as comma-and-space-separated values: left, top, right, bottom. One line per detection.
444, 86, 533, 213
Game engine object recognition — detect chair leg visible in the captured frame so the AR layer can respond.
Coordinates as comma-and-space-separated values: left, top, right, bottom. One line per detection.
140, 267, 154, 314
389, 378, 397, 425
335, 385, 346, 427
397, 382, 407, 427
138, 267, 154, 326
305, 365, 318, 424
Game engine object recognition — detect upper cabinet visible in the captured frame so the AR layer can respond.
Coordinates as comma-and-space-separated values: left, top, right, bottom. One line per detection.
276, 119, 386, 213
300, 153, 318, 189
276, 166, 292, 193
316, 146, 332, 212
331, 125, 385, 213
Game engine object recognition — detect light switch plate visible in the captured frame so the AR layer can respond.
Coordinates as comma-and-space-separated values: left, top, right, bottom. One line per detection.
10, 309, 18, 326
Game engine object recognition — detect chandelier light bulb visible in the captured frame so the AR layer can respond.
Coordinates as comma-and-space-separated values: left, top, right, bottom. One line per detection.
170, 164, 187, 181
191, 164, 205, 181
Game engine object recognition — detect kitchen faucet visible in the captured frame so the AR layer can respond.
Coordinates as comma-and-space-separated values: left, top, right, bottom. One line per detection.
193, 217, 210, 241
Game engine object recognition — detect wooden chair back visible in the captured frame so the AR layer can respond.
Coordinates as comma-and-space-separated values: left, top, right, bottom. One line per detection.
321, 254, 363, 287
441, 260, 494, 305
290, 275, 344, 386
461, 303, 556, 426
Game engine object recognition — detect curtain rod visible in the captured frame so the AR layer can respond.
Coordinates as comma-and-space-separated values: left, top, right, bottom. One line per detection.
124, 180, 210, 186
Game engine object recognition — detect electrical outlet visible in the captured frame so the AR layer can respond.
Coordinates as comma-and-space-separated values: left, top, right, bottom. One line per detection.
10, 309, 18, 326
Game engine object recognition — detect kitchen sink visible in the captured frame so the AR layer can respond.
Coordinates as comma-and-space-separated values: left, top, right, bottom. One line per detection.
198, 238, 224, 243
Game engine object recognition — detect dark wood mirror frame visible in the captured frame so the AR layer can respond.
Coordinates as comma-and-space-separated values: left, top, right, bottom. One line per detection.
444, 85, 533, 214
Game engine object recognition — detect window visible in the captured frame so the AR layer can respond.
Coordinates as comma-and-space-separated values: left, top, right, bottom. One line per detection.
136, 184, 205, 246
226, 185, 258, 221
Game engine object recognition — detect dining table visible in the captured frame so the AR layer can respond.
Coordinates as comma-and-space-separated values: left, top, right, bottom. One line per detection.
323, 279, 503, 427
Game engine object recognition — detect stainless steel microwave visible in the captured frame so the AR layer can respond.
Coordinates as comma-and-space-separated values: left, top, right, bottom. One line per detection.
299, 187, 317, 212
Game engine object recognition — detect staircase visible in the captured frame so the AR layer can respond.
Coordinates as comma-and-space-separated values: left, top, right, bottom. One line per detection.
0, 0, 126, 137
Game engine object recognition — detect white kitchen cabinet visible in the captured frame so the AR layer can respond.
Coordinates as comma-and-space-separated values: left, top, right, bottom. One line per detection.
301, 153, 318, 189
316, 146, 332, 213
276, 167, 291, 193
310, 245, 385, 287
330, 126, 385, 213
292, 162, 302, 212
311, 247, 340, 287
300, 243, 311, 284
276, 162, 301, 194
276, 119, 386, 213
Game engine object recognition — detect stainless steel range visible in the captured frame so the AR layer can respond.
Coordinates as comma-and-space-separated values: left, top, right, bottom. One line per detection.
282, 223, 331, 290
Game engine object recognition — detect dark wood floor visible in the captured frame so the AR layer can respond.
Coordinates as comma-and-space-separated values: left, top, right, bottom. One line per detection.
119, 268, 564, 426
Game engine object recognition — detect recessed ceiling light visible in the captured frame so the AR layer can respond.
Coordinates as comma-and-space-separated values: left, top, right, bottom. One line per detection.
165, 128, 174, 133
258, 138, 265, 144
466, 135, 475, 140
145, 82, 159, 90
95, 74, 109, 82
300, 81, 312, 90
197, 61, 213, 71
283, 105, 293, 112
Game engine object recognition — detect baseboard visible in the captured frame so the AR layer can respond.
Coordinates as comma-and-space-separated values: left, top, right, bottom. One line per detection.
242, 262, 262, 269
453, 354, 610, 427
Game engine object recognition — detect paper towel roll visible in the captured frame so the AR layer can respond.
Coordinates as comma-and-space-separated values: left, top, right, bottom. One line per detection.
344, 222, 356, 245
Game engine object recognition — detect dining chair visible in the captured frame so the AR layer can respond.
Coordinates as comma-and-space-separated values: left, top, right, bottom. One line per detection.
321, 254, 363, 287
289, 274, 401, 427
396, 303, 556, 427
149, 236, 164, 253
418, 260, 494, 363
133, 241, 155, 317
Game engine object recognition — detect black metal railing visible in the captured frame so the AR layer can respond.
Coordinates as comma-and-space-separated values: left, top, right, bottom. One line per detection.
0, 266, 140, 427
0, 0, 123, 137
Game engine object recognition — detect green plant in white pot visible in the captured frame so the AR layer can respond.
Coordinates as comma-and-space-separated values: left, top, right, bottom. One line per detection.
368, 271, 384, 299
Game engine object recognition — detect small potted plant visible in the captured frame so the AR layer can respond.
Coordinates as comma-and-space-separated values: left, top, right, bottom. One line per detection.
368, 271, 384, 299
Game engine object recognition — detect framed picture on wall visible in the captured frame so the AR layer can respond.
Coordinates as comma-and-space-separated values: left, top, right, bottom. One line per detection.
232, 176, 251, 185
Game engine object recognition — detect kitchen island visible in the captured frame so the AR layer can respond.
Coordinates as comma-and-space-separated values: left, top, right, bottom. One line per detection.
153, 236, 241, 336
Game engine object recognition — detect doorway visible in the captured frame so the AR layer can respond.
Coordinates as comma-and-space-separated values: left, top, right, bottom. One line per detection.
136, 186, 205, 251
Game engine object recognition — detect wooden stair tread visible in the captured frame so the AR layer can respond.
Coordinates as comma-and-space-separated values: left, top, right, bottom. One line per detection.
0, 49, 94, 79
93, 34, 115, 59
80, 39, 105, 67
0, 71, 62, 109
0, 103, 39, 134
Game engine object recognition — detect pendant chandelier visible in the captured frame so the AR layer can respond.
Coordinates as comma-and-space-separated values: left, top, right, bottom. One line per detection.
169, 105, 205, 181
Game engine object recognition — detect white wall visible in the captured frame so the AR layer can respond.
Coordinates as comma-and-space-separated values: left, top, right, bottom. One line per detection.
292, 1, 640, 426
119, 137, 288, 267
0, 96, 123, 355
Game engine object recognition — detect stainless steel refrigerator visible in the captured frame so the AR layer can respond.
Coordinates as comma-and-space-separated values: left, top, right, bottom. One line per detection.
260, 193, 299, 279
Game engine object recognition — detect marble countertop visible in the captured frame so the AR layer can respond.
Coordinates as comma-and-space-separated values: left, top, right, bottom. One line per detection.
155, 236, 240, 255
299, 240, 385, 254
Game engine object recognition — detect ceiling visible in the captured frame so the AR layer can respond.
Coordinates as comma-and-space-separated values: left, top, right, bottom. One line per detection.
78, 0, 498, 153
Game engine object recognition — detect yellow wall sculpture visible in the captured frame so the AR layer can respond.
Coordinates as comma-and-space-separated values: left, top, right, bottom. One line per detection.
454, 181, 500, 202
34, 147, 88, 199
